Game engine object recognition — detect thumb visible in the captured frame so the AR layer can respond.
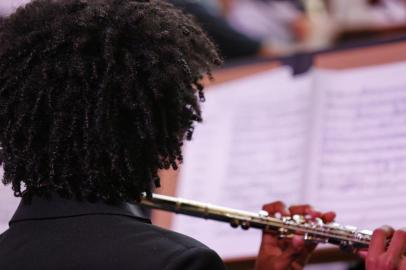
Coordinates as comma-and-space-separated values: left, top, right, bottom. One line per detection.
280, 235, 305, 262
275, 236, 305, 269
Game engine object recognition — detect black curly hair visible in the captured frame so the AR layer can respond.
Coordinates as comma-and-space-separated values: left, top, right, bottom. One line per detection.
0, 0, 221, 203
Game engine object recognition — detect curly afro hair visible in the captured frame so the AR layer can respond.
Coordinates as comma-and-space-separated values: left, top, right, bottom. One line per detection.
0, 0, 221, 202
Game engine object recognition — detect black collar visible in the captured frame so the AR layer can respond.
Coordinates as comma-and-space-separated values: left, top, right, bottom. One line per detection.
10, 193, 151, 226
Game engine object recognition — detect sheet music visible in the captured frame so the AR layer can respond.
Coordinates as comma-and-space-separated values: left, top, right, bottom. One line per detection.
0, 168, 19, 233
307, 62, 406, 230
172, 68, 314, 259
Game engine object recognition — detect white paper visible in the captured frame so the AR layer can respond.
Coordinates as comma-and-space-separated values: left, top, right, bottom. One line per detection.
0, 168, 19, 233
173, 68, 314, 259
308, 62, 406, 230
172, 61, 406, 260
0, 0, 31, 16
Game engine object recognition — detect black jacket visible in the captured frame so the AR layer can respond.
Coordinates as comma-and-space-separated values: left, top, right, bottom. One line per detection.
0, 194, 226, 270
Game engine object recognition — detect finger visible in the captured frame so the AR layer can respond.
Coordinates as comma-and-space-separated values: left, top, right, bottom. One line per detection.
398, 258, 406, 270
303, 240, 317, 253
291, 236, 315, 267
279, 235, 305, 261
291, 261, 305, 270
368, 226, 394, 259
293, 247, 315, 268
262, 236, 305, 270
321, 211, 336, 223
289, 205, 323, 220
260, 231, 279, 248
308, 211, 322, 219
357, 250, 368, 259
263, 201, 290, 216
387, 229, 406, 262
288, 204, 312, 213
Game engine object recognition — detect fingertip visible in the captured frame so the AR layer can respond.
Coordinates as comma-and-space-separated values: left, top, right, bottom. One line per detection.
309, 211, 322, 219
289, 204, 312, 215
375, 225, 394, 237
322, 211, 336, 223
262, 201, 289, 216
281, 209, 291, 217
381, 225, 394, 230
306, 206, 316, 214
391, 228, 406, 243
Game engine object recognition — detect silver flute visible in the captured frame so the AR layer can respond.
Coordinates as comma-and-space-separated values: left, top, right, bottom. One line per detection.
140, 193, 373, 251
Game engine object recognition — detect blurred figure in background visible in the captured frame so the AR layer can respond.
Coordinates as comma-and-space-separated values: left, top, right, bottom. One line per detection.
170, 0, 311, 59
328, 0, 406, 28
8, 0, 258, 60
0, 0, 329, 59
169, 0, 273, 60
225, 0, 311, 54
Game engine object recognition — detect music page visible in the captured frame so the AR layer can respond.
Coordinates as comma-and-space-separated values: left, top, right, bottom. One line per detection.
307, 62, 406, 230
0, 168, 20, 233
172, 68, 314, 259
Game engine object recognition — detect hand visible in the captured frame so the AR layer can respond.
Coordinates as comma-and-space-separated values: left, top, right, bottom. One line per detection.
363, 226, 406, 270
254, 202, 335, 270
291, 15, 311, 42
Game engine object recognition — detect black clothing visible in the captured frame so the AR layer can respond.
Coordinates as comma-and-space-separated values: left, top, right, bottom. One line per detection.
169, 0, 261, 59
0, 195, 226, 270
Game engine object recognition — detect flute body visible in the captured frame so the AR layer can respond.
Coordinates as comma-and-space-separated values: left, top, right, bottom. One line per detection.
140, 193, 373, 251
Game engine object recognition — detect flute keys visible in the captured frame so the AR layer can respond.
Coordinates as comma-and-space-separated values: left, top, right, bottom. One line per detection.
230, 219, 239, 229
229, 219, 250, 230
340, 240, 354, 252
314, 218, 324, 225
241, 221, 251, 230
303, 233, 329, 243
278, 228, 290, 239
292, 215, 305, 223
344, 225, 357, 232
274, 212, 282, 219
258, 210, 269, 218
304, 233, 316, 242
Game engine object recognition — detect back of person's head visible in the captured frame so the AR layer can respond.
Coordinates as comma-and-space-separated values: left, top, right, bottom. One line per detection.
0, 0, 220, 203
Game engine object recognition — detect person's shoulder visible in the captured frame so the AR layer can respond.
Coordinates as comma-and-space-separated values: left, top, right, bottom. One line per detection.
133, 223, 227, 270
162, 243, 227, 270
0, 228, 9, 243
136, 221, 212, 252
147, 222, 208, 249
0, 231, 5, 242
0, 229, 10, 255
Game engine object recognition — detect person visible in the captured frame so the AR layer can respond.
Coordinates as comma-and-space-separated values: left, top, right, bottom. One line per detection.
168, 0, 269, 59
361, 226, 406, 270
225, 0, 309, 52
0, 1, 335, 270
327, 0, 406, 28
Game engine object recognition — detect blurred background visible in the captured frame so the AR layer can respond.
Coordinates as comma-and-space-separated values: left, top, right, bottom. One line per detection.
167, 0, 406, 61
2, 0, 406, 60
2, 1, 406, 270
